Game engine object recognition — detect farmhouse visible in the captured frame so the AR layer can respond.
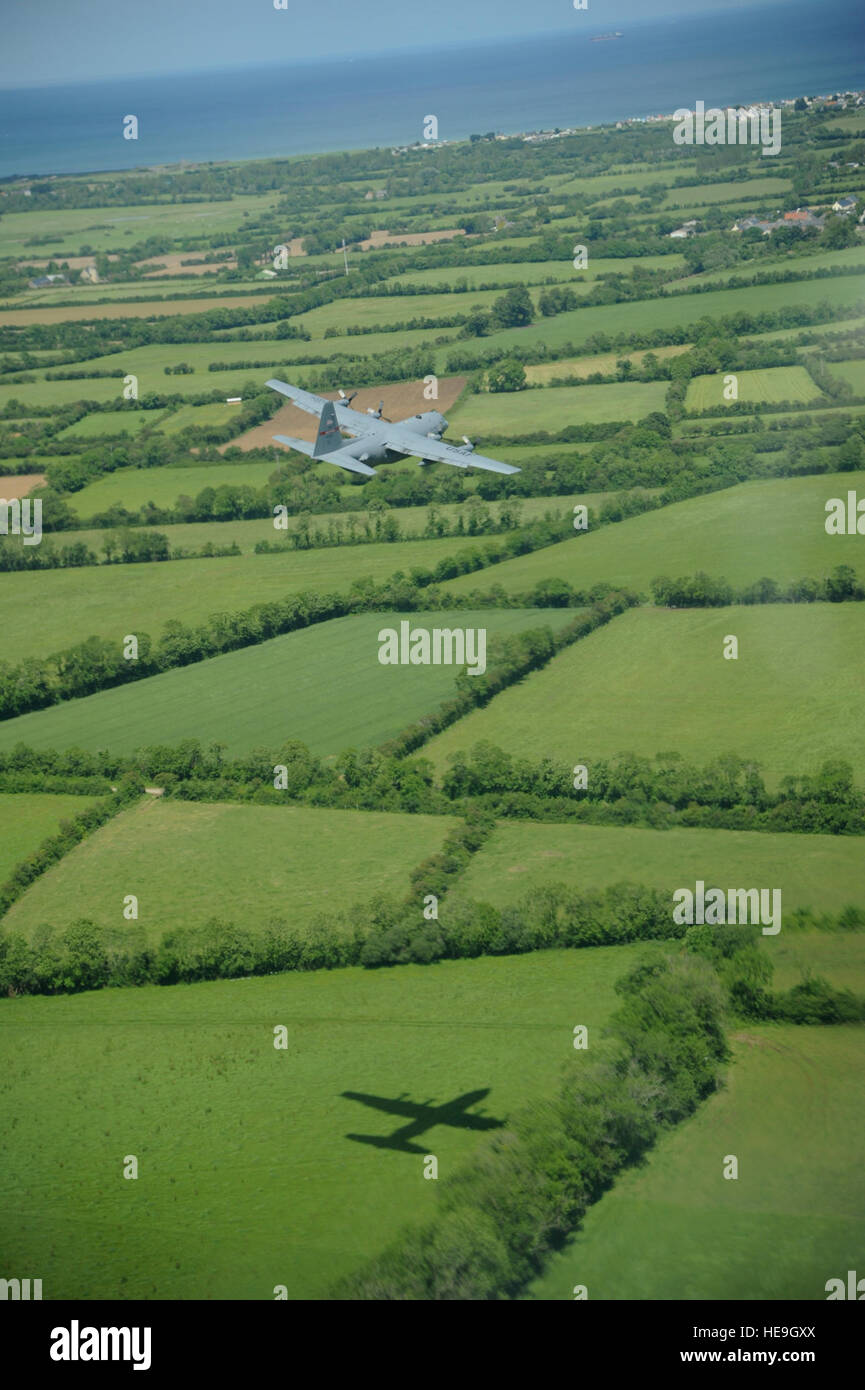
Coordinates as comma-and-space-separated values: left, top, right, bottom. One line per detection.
28, 272, 67, 288
783, 207, 824, 227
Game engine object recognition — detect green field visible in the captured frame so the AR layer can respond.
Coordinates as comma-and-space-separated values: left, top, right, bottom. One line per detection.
0, 609, 576, 756
381, 254, 686, 292
449, 821, 865, 917
0, 377, 131, 409
2, 799, 459, 940
828, 358, 865, 393
2, 113, 863, 1308
0, 339, 455, 411
32, 326, 452, 389
58, 409, 167, 439
525, 344, 692, 383
424, 604, 865, 785
450, 381, 669, 432
0, 943, 654, 1299
0, 538, 466, 661
297, 287, 505, 335
58, 493, 616, 557
672, 245, 865, 293
160, 402, 244, 434
686, 365, 823, 410
771, 931, 865, 993
662, 176, 793, 208
440, 473, 865, 596
0, 792, 102, 886
529, 1023, 865, 1300
67, 461, 280, 516
466, 274, 865, 361
12, 277, 269, 307
0, 195, 280, 259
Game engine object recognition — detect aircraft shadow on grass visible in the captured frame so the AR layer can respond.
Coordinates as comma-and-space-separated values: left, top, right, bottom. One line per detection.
341, 1087, 506, 1155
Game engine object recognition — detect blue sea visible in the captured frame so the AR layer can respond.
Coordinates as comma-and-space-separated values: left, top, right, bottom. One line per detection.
0, 0, 862, 178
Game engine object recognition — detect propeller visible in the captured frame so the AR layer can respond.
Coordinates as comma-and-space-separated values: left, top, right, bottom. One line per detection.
461, 435, 476, 453
338, 389, 358, 405
367, 400, 391, 422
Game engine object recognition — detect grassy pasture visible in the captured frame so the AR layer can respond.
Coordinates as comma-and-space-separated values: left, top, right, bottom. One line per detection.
0, 537, 468, 662
0, 330, 460, 410
468, 274, 865, 359
752, 314, 865, 344
0, 378, 131, 409
439, 473, 865, 595
31, 334, 439, 386
0, 608, 577, 757
12, 278, 270, 307
0, 944, 653, 1299
671, 245, 865, 292
827, 359, 865, 393
66, 462, 282, 516
0, 195, 279, 259
296, 288, 507, 335
58, 409, 167, 439
159, 402, 244, 434
449, 821, 865, 917
59, 492, 618, 556
524, 344, 691, 383
380, 254, 686, 292
678, 401, 865, 433
685, 365, 823, 410
529, 1022, 865, 1300
0, 294, 278, 327
423, 604, 865, 786
771, 931, 865, 993
661, 176, 793, 208
449, 381, 668, 432
552, 166, 697, 196
2, 799, 459, 941
0, 792, 102, 887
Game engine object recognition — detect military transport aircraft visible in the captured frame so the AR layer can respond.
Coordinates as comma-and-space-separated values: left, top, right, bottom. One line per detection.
341, 1087, 505, 1154
266, 378, 521, 478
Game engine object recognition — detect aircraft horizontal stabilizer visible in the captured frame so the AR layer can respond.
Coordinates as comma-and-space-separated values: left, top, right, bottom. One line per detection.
272, 434, 376, 475
272, 433, 314, 456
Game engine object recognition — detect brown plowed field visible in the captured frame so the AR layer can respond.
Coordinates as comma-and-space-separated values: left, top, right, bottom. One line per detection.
357, 228, 466, 250
0, 473, 46, 499
220, 376, 467, 452
136, 252, 238, 277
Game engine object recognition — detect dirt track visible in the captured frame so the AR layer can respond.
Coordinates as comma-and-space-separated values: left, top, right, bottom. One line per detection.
221, 376, 467, 453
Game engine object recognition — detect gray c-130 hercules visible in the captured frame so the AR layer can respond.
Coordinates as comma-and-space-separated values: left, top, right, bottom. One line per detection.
266, 378, 521, 478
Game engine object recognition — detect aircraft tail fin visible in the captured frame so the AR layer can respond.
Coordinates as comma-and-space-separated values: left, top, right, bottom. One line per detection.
312, 400, 342, 458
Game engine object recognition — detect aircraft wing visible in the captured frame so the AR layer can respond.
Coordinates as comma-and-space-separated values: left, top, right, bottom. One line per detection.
266, 378, 327, 417
341, 1091, 426, 1119
384, 428, 520, 475
346, 1133, 428, 1154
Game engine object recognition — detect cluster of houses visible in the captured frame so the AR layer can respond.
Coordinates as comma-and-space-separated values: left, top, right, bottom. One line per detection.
731, 195, 861, 236
27, 264, 98, 289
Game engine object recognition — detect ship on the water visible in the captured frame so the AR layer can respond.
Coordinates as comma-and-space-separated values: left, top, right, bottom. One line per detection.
590, 32, 623, 41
